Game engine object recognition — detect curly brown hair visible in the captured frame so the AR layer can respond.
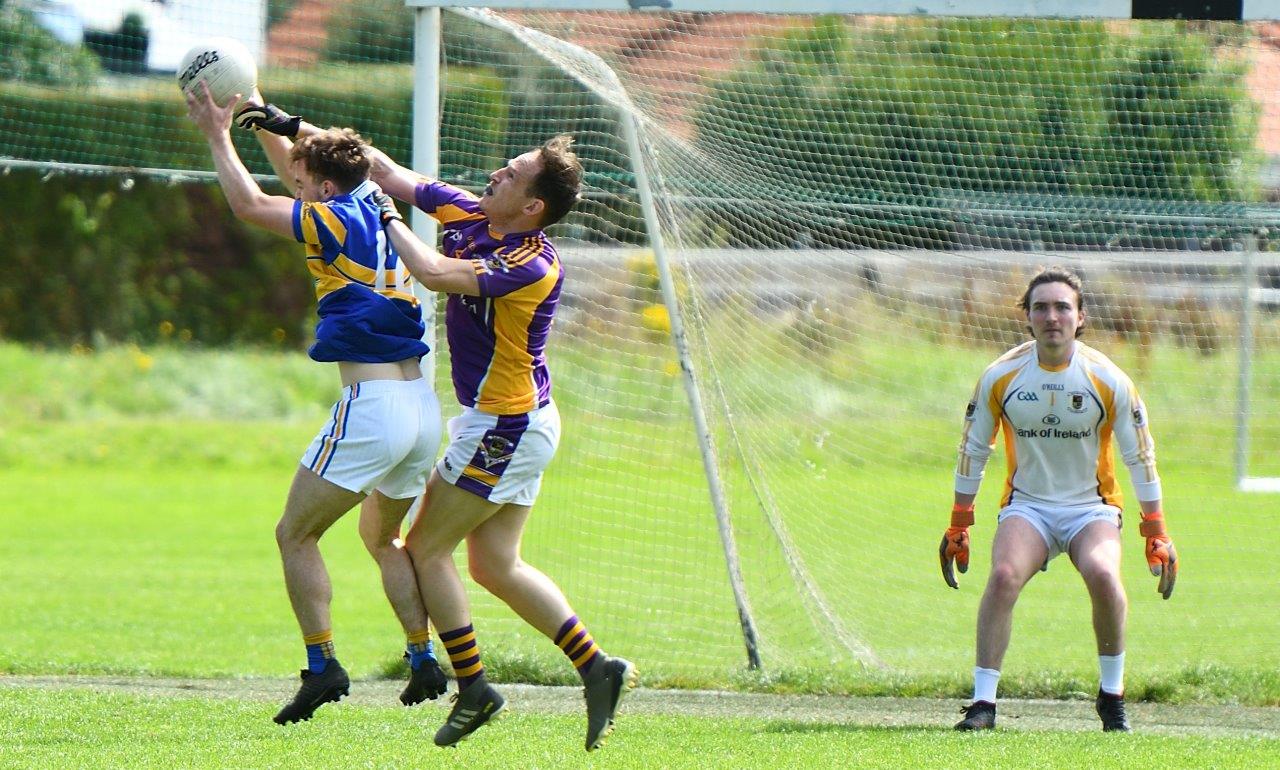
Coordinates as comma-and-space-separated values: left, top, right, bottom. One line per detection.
289, 128, 370, 192
531, 134, 583, 227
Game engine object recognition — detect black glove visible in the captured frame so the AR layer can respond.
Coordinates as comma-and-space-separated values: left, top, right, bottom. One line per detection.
233, 103, 302, 138
374, 191, 403, 226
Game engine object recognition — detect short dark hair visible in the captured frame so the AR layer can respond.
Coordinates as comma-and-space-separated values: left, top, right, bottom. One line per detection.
530, 134, 583, 227
289, 128, 370, 192
1019, 266, 1085, 338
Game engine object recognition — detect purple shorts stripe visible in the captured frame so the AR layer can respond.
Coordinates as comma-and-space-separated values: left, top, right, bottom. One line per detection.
465, 413, 531, 482
455, 474, 494, 500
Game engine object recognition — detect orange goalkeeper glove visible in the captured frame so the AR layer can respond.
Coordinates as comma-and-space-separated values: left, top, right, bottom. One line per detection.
1139, 510, 1178, 600
940, 504, 974, 589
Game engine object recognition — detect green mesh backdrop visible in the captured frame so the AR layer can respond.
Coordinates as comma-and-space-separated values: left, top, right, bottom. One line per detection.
5, 3, 1280, 686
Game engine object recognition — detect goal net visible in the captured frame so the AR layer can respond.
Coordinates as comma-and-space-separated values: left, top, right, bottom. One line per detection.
4, 1, 1279, 689
429, 8, 1280, 687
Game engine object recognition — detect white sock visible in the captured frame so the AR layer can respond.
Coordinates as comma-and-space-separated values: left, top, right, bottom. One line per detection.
973, 666, 1001, 703
1099, 652, 1125, 695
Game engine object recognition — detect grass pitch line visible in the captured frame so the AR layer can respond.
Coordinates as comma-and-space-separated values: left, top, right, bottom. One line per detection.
2, 675, 1276, 738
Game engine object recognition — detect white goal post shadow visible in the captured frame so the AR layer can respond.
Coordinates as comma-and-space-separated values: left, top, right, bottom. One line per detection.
405, 0, 1280, 669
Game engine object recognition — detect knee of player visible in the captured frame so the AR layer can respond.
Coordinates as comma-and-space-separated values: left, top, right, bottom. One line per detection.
275, 517, 319, 550
356, 522, 396, 555
1079, 563, 1125, 594
467, 554, 518, 592
987, 562, 1028, 593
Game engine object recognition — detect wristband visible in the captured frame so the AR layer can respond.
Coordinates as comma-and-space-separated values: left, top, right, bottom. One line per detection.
951, 504, 975, 528
1138, 510, 1166, 538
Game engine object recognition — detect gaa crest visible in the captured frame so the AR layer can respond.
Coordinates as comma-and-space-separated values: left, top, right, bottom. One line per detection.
965, 401, 976, 420
479, 434, 515, 468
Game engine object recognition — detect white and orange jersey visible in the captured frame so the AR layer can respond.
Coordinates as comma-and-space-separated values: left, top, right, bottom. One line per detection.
955, 341, 1160, 510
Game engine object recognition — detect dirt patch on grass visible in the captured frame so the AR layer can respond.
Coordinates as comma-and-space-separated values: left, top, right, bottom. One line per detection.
2, 675, 1276, 738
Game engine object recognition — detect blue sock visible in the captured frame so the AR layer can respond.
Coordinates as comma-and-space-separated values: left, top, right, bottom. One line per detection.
408, 638, 436, 670
304, 630, 335, 674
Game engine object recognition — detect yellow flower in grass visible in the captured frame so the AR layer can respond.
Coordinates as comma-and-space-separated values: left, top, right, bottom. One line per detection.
130, 346, 154, 373
641, 303, 671, 335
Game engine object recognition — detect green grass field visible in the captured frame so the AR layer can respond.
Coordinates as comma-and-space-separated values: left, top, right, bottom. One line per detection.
0, 336, 1278, 767
2, 680, 1278, 769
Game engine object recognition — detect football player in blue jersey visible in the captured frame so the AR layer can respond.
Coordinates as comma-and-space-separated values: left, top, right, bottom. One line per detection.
186, 83, 448, 723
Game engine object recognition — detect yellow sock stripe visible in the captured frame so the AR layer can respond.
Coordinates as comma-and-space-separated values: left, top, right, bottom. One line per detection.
556, 621, 586, 651
566, 634, 595, 659
569, 638, 599, 667
406, 629, 431, 645
303, 630, 333, 645
452, 660, 484, 678
443, 630, 477, 651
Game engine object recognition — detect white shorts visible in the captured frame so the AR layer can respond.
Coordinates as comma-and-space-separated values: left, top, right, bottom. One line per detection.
437, 401, 561, 506
998, 501, 1121, 565
302, 379, 441, 499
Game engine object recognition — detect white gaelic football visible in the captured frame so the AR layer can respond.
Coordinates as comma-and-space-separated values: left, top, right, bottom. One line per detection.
177, 38, 257, 105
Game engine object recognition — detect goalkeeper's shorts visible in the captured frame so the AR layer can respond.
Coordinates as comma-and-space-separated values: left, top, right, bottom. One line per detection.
437, 400, 561, 506
301, 378, 442, 499
998, 501, 1121, 566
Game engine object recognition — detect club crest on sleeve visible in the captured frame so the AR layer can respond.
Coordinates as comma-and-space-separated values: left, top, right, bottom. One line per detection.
965, 401, 976, 420
1132, 406, 1146, 426
479, 434, 516, 468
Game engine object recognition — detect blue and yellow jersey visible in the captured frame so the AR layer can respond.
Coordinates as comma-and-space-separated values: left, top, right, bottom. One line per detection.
955, 341, 1161, 510
294, 180, 429, 363
414, 180, 561, 415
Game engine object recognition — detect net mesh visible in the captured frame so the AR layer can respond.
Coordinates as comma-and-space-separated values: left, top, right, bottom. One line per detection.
5, 3, 1280, 684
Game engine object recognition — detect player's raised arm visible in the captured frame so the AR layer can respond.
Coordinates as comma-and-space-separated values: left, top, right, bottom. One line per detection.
375, 192, 479, 295
366, 146, 426, 203
231, 89, 302, 192
185, 83, 293, 238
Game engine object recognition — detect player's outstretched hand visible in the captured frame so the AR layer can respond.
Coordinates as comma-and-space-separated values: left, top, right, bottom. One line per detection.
185, 81, 239, 139
233, 102, 302, 138
1140, 511, 1177, 600
939, 526, 970, 589
940, 503, 975, 589
374, 191, 403, 226
1146, 535, 1178, 600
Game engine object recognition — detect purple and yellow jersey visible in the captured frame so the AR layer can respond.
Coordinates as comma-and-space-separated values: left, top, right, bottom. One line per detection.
414, 180, 562, 415
294, 180, 429, 363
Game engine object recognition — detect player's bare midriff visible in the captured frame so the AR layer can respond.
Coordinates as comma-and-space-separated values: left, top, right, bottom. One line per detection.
338, 359, 422, 387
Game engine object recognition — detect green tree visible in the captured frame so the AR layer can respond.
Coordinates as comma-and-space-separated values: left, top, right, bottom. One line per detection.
0, 5, 100, 86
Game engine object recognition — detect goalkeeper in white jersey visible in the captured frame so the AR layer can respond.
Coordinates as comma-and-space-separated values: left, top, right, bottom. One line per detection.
940, 267, 1178, 732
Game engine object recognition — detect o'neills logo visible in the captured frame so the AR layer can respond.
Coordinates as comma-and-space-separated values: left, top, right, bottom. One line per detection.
179, 50, 221, 90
